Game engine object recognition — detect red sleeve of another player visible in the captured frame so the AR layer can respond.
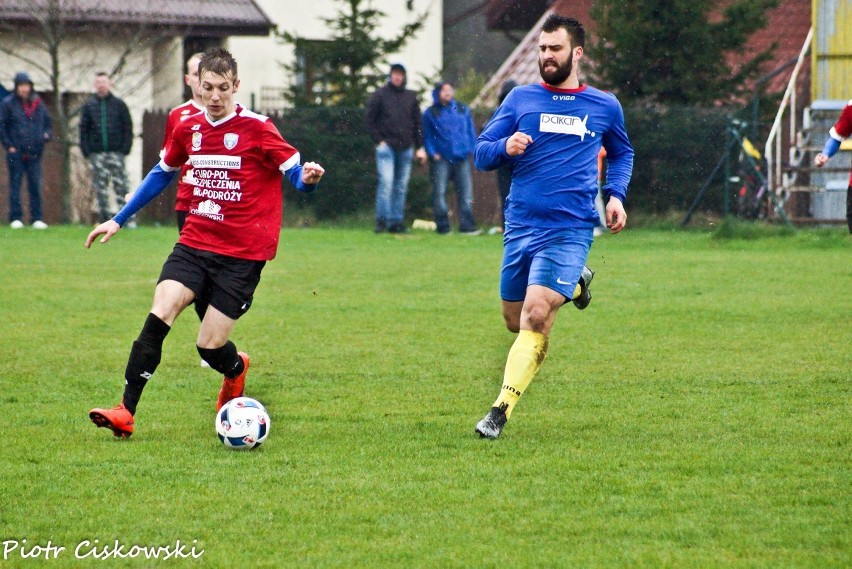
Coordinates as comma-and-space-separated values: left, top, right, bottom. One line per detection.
161, 110, 178, 150
162, 122, 189, 169
261, 120, 298, 169
834, 105, 852, 138
835, 105, 852, 138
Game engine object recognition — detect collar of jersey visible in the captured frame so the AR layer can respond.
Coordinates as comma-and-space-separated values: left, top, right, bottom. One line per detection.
205, 110, 238, 127
539, 82, 587, 94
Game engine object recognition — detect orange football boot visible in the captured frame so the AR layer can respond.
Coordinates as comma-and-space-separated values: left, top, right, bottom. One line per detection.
89, 404, 135, 438
216, 352, 249, 411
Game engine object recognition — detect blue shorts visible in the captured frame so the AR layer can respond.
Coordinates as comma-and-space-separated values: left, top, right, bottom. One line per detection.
500, 224, 593, 302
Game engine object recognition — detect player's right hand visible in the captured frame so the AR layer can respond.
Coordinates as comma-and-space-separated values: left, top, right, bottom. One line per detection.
85, 220, 121, 249
506, 132, 533, 156
813, 153, 828, 168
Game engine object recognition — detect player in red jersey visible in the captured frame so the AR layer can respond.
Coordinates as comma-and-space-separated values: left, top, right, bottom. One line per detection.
85, 48, 325, 438
162, 51, 205, 230
160, 52, 213, 334
814, 100, 852, 233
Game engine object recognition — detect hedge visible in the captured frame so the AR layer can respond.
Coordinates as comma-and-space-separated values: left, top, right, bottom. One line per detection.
141, 104, 735, 223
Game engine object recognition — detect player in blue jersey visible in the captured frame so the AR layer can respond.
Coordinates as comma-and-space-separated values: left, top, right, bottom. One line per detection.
473, 14, 634, 439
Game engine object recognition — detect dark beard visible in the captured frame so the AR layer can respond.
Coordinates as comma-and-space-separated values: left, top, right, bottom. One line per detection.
539, 57, 573, 86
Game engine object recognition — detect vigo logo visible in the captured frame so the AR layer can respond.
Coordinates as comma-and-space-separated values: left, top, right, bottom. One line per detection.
539, 113, 593, 140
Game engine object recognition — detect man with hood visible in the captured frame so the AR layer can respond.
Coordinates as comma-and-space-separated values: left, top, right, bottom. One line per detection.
0, 71, 52, 229
365, 63, 426, 233
422, 81, 480, 235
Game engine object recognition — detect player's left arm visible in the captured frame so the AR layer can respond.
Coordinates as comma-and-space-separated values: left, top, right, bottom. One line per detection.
263, 121, 324, 191
279, 157, 324, 191
815, 103, 852, 167
601, 98, 634, 234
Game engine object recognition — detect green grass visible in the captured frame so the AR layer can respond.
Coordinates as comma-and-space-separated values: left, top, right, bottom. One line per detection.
0, 225, 849, 568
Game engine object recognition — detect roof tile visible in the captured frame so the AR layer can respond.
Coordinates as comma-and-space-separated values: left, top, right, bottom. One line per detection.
0, 0, 273, 34
474, 0, 811, 107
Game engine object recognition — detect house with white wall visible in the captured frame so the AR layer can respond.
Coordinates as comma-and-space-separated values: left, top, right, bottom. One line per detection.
228, 0, 443, 111
0, 0, 273, 223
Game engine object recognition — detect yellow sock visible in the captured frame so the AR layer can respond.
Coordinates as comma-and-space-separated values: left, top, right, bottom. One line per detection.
493, 330, 549, 418
572, 283, 582, 300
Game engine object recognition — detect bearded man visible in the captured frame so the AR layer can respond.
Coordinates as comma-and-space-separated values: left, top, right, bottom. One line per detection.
472, 14, 634, 439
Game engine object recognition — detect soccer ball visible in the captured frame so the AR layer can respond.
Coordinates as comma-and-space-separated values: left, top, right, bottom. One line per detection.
215, 397, 270, 450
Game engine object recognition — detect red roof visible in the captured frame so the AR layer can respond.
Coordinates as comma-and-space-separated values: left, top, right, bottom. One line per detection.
474, 0, 811, 107
736, 0, 813, 94
0, 0, 273, 36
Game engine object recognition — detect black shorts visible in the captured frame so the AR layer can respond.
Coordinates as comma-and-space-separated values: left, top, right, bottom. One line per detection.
158, 244, 266, 320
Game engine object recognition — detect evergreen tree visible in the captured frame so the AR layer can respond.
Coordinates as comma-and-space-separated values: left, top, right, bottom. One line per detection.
589, 0, 778, 105
279, 0, 424, 107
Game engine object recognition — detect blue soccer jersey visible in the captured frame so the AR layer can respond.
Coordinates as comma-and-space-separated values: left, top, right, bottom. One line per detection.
475, 83, 634, 228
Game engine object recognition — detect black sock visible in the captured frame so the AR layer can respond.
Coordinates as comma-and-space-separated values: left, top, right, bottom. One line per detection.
197, 341, 244, 378
122, 313, 171, 415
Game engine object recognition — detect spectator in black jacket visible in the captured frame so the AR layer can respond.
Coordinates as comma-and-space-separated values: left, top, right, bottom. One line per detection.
0, 71, 52, 229
365, 63, 426, 233
79, 72, 133, 223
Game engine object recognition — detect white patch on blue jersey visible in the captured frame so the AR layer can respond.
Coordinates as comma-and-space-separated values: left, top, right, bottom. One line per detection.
539, 113, 590, 140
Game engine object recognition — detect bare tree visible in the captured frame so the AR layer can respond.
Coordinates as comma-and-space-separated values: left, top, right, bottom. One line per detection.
0, 0, 183, 221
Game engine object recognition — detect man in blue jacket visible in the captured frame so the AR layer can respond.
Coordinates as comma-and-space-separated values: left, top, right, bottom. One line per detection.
0, 72, 52, 229
422, 81, 480, 235
473, 15, 634, 439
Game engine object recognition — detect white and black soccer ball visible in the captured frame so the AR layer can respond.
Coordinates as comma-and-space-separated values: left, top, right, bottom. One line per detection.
215, 397, 270, 450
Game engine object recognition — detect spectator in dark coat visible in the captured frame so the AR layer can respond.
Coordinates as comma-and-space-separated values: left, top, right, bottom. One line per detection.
365, 63, 426, 233
79, 72, 133, 222
0, 71, 52, 229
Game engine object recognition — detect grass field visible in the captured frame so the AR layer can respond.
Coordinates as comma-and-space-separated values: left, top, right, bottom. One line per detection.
0, 224, 849, 567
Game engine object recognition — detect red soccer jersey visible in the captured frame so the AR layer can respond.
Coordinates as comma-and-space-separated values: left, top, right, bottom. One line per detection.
830, 101, 852, 186
161, 100, 205, 212
162, 107, 300, 261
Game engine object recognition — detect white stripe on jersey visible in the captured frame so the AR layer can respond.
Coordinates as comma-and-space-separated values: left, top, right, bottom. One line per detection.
238, 107, 270, 123
279, 152, 301, 173
159, 158, 180, 172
